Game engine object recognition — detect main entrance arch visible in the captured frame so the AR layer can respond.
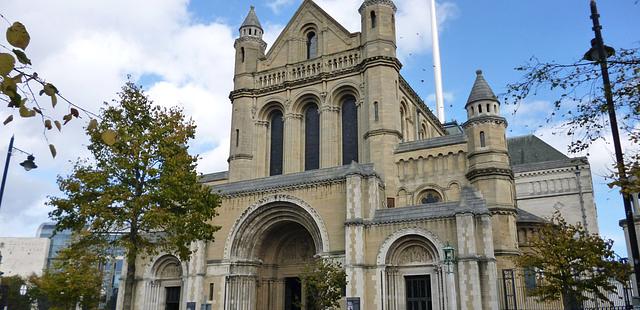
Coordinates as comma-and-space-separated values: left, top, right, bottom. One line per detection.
224, 195, 330, 310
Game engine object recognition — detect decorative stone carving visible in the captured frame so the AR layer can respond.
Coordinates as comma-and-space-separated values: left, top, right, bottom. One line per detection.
396, 246, 431, 264
159, 263, 181, 279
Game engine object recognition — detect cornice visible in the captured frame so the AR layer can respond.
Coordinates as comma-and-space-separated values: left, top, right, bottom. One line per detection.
462, 115, 508, 128
234, 36, 267, 50
364, 129, 402, 140
466, 167, 514, 181
359, 0, 398, 13
228, 154, 253, 162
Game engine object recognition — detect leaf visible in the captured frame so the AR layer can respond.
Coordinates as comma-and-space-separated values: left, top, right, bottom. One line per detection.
62, 114, 73, 125
54, 120, 62, 131
101, 130, 117, 146
0, 53, 15, 76
43, 83, 58, 96
6, 22, 30, 50
12, 49, 31, 65
19, 105, 35, 118
70, 108, 79, 118
3, 115, 13, 125
49, 144, 57, 158
87, 119, 98, 131
44, 119, 52, 130
51, 93, 57, 108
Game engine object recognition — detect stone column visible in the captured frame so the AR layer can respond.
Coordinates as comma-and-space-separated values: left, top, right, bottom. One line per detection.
185, 241, 206, 309
443, 266, 458, 310
254, 121, 269, 178
320, 105, 340, 168
284, 113, 303, 173
479, 215, 499, 310
345, 172, 365, 300
455, 213, 482, 310
226, 275, 257, 310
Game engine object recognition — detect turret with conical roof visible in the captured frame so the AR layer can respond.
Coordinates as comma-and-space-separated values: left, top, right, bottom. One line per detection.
234, 5, 266, 89
462, 70, 518, 271
466, 70, 501, 119
228, 5, 267, 182
239, 6, 264, 39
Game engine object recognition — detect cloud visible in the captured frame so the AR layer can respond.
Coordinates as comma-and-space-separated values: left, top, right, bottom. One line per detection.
267, 0, 297, 13
312, 0, 458, 58
0, 0, 235, 237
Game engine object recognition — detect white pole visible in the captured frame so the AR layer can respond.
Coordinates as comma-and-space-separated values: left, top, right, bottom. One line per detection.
430, 0, 445, 123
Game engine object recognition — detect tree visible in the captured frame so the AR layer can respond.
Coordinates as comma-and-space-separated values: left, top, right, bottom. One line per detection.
516, 213, 630, 310
299, 259, 347, 310
0, 275, 32, 310
503, 47, 640, 183
29, 239, 105, 310
47, 81, 221, 310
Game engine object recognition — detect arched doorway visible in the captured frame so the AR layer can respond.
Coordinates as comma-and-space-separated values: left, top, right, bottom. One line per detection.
378, 229, 450, 310
226, 198, 329, 310
142, 255, 184, 310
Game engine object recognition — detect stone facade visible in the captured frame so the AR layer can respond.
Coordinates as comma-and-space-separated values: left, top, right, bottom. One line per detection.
0, 237, 50, 278
119, 1, 598, 310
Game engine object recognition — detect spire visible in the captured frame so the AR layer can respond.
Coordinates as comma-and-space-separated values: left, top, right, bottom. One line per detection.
241, 6, 263, 30
466, 70, 498, 107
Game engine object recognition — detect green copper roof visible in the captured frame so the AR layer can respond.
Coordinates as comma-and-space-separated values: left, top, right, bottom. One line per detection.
241, 6, 263, 30
466, 70, 498, 107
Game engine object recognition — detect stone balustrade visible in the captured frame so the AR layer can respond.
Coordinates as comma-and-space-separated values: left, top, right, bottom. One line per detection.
255, 48, 361, 89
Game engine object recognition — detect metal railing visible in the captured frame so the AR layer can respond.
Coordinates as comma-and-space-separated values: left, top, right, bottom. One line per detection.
498, 269, 633, 310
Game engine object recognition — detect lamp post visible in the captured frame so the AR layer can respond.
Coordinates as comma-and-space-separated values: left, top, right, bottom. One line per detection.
0, 135, 38, 211
584, 0, 640, 296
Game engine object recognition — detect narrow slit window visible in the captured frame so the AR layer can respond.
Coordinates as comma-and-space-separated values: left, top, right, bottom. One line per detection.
235, 129, 240, 147
487, 104, 490, 113
241, 47, 245, 63
480, 131, 486, 147
371, 11, 377, 28
374, 101, 379, 121
209, 283, 214, 301
478, 104, 482, 113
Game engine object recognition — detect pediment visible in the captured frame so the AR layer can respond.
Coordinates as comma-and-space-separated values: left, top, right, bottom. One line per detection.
260, 0, 361, 69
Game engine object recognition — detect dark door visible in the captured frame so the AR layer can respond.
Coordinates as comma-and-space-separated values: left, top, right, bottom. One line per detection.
165, 286, 181, 310
405, 275, 432, 310
284, 277, 301, 310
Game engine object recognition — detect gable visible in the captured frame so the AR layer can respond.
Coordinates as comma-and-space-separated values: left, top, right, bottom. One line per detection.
259, 0, 360, 70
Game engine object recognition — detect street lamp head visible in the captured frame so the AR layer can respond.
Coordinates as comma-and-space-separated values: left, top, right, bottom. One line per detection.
443, 243, 456, 264
19, 284, 27, 296
20, 155, 37, 171
584, 38, 615, 62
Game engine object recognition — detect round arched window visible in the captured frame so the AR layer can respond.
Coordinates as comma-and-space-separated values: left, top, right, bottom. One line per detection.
419, 190, 442, 204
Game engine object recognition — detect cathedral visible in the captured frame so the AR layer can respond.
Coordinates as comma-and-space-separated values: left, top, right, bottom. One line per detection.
118, 1, 598, 309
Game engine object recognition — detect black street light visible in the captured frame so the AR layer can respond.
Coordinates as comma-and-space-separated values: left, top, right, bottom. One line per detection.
0, 135, 38, 211
585, 0, 640, 296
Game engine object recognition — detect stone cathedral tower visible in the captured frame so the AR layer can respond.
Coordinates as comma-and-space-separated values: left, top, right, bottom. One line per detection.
119, 1, 599, 310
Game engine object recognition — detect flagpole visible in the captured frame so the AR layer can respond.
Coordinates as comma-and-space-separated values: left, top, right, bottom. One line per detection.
430, 0, 445, 123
